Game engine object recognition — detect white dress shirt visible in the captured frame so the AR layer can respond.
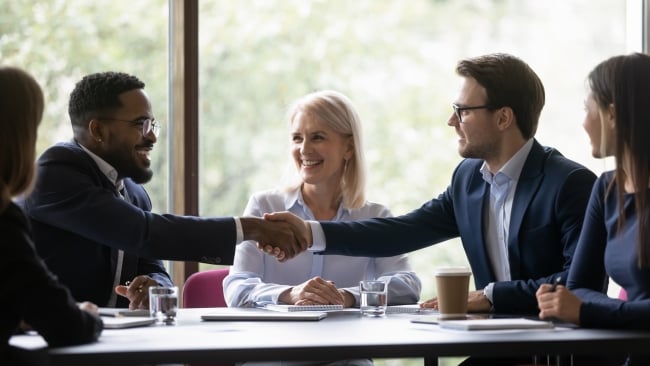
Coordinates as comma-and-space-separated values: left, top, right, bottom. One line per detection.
224, 188, 421, 308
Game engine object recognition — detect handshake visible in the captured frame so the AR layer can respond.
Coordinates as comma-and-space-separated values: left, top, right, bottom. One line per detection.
240, 212, 312, 261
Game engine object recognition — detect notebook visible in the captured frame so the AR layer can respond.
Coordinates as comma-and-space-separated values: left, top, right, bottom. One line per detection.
201, 308, 327, 321
437, 318, 554, 331
264, 304, 344, 312
386, 304, 438, 314
98, 308, 151, 317
101, 316, 157, 329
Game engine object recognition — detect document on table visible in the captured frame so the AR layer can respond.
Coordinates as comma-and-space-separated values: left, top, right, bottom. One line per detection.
101, 316, 156, 329
437, 318, 554, 331
201, 307, 327, 321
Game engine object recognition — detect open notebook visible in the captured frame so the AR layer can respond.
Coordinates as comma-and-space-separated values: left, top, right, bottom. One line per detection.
201, 307, 327, 321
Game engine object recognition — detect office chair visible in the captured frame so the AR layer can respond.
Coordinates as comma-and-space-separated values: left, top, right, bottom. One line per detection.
183, 268, 230, 308
183, 268, 232, 366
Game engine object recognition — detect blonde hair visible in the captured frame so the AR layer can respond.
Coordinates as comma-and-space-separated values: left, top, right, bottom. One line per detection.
0, 66, 44, 212
285, 90, 367, 209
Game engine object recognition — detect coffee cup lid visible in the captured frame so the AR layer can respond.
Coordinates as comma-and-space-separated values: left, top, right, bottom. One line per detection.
434, 266, 471, 276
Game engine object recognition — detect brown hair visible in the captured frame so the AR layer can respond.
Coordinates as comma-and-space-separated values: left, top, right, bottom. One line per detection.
0, 66, 44, 212
456, 53, 545, 139
612, 53, 650, 267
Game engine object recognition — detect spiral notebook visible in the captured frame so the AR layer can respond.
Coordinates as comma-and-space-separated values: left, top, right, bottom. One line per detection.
264, 304, 344, 312
201, 308, 327, 321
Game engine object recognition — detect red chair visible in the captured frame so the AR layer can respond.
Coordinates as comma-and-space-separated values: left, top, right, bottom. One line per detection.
619, 288, 628, 301
183, 268, 230, 308
183, 268, 232, 366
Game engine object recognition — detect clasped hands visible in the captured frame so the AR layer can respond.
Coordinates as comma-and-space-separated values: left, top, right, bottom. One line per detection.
244, 211, 312, 262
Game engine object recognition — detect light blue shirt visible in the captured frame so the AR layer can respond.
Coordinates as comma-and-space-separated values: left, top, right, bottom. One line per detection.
224, 188, 421, 308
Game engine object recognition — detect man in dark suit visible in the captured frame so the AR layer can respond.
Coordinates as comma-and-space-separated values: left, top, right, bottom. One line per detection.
265, 53, 597, 316
21, 72, 303, 309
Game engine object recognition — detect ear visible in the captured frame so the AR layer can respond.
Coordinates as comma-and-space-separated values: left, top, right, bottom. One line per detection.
495, 106, 514, 131
343, 136, 354, 161
89, 119, 105, 143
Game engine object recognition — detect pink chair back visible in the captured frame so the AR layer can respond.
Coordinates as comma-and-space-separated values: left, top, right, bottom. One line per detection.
618, 288, 628, 301
183, 268, 230, 308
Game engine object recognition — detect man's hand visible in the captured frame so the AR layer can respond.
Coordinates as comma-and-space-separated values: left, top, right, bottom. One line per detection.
279, 276, 346, 306
257, 211, 313, 261
241, 214, 309, 261
114, 275, 159, 310
419, 290, 492, 313
536, 284, 581, 325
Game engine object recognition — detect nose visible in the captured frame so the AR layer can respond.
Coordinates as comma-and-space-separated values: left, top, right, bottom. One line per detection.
299, 139, 311, 154
144, 128, 158, 143
447, 111, 459, 127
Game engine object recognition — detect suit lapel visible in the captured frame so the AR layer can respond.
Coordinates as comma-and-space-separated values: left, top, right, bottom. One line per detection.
466, 167, 497, 284
507, 141, 544, 279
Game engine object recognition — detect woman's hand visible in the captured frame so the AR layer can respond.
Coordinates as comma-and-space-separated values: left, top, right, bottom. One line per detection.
536, 284, 582, 325
280, 276, 345, 306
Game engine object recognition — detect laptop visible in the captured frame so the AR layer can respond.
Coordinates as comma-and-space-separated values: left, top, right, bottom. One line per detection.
201, 307, 327, 321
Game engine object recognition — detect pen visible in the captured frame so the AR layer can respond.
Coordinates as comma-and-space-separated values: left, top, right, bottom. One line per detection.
550, 276, 562, 292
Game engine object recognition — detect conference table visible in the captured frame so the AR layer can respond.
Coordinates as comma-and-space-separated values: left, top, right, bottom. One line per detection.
9, 307, 650, 366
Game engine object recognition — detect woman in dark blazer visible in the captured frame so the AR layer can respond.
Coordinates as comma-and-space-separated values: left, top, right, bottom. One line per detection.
0, 66, 102, 363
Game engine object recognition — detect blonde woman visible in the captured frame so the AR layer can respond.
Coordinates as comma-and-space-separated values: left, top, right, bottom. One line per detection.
225, 90, 421, 366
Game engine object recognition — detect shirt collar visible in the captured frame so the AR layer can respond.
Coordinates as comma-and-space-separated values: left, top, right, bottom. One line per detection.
480, 138, 534, 184
283, 186, 351, 219
77, 141, 124, 191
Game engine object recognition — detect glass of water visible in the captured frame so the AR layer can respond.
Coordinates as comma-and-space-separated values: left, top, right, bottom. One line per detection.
359, 280, 388, 317
149, 286, 178, 325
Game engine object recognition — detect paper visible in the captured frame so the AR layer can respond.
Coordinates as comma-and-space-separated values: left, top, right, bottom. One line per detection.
386, 304, 437, 314
101, 317, 156, 329
201, 308, 327, 321
438, 318, 554, 331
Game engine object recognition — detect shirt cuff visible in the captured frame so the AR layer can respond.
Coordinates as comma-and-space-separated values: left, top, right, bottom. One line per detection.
234, 217, 243, 244
483, 282, 495, 304
308, 220, 325, 251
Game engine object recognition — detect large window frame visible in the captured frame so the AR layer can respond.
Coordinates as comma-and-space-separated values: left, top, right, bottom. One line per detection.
168, 0, 650, 289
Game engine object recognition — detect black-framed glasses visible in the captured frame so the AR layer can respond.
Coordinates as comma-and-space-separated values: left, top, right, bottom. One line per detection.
97, 117, 161, 137
452, 103, 495, 123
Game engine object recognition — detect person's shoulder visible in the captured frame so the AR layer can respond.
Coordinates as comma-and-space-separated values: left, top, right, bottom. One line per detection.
537, 144, 595, 177
39, 141, 85, 162
247, 188, 289, 211
348, 201, 392, 218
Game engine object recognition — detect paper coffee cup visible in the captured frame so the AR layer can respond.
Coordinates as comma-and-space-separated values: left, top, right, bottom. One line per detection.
434, 267, 471, 319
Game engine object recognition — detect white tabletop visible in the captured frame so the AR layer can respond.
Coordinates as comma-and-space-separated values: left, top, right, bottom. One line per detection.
9, 308, 650, 366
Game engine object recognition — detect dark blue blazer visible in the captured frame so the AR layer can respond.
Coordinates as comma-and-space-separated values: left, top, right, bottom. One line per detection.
321, 140, 597, 313
21, 141, 237, 307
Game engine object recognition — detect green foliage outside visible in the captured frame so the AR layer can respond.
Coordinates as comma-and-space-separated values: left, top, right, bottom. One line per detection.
1, 1, 629, 365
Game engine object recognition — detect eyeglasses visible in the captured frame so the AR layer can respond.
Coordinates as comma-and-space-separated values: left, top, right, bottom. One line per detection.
97, 117, 161, 137
452, 103, 495, 123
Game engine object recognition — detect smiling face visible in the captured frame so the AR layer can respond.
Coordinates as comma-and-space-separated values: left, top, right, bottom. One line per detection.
99, 89, 156, 183
290, 111, 352, 190
447, 76, 501, 161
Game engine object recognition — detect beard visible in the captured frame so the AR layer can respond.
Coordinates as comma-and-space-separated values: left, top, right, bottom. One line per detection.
458, 139, 498, 161
103, 146, 154, 184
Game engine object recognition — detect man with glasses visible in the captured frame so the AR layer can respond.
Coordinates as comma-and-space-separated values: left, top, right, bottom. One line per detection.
21, 72, 303, 310
266, 53, 595, 323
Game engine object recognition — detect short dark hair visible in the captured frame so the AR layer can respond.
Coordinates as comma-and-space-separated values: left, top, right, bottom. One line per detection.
68, 71, 145, 128
456, 53, 545, 139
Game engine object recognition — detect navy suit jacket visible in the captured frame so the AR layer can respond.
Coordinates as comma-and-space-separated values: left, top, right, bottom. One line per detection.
321, 140, 597, 313
21, 141, 237, 307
